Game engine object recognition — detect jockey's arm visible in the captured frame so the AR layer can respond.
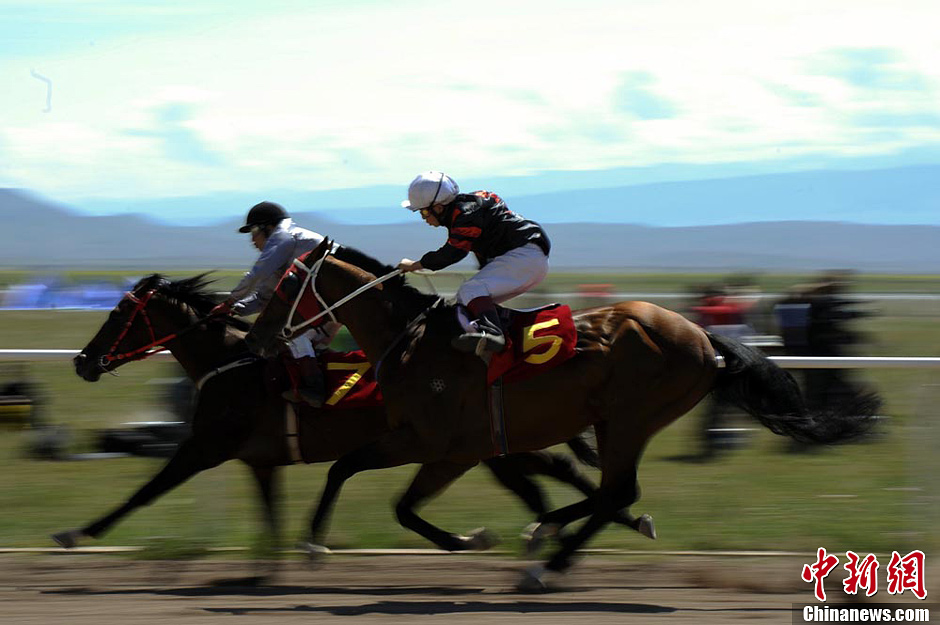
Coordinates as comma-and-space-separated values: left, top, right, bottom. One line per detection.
417, 242, 468, 272
230, 229, 295, 302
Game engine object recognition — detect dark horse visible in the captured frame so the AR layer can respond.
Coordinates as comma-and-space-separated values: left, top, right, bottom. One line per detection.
57, 273, 636, 557
245, 239, 878, 589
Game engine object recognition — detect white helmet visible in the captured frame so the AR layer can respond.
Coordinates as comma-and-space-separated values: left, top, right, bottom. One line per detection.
401, 171, 459, 211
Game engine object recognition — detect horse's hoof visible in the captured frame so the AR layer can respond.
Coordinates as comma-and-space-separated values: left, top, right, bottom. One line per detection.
52, 529, 84, 549
522, 522, 559, 555
637, 514, 657, 540
516, 564, 550, 593
297, 541, 331, 568
463, 527, 500, 551
520, 522, 539, 545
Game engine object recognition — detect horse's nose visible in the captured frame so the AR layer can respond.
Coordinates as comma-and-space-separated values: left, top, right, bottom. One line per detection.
73, 352, 87, 369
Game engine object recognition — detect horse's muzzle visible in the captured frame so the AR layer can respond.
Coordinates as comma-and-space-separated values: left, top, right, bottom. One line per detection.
73, 352, 102, 382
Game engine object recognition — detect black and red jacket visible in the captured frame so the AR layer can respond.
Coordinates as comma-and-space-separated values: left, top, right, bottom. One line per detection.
419, 191, 551, 271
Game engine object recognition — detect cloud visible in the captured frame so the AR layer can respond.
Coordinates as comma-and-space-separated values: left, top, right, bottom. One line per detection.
765, 81, 822, 108
126, 102, 225, 167
852, 111, 940, 129
3, 1, 940, 202
812, 47, 928, 91
613, 72, 677, 120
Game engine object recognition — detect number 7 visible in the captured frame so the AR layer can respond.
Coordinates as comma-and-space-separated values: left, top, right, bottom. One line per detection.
325, 361, 372, 406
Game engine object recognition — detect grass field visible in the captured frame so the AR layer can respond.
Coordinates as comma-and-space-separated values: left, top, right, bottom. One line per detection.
1, 271, 938, 559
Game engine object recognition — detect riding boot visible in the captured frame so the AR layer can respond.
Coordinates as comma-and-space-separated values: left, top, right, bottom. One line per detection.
452, 296, 506, 355
281, 356, 327, 408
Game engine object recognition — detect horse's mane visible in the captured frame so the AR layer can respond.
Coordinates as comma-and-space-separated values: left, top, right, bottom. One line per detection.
135, 273, 252, 332
332, 245, 440, 325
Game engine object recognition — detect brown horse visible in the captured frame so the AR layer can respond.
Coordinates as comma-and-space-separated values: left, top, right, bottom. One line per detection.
58, 273, 644, 559
245, 240, 878, 589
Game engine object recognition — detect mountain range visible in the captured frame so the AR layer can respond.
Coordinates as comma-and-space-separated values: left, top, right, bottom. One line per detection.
72, 164, 940, 227
2, 164, 938, 272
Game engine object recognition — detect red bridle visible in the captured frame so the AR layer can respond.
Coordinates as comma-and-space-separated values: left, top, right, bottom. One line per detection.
97, 288, 180, 368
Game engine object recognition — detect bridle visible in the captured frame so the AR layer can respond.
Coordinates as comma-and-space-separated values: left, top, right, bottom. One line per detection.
278, 243, 402, 339
96, 285, 207, 371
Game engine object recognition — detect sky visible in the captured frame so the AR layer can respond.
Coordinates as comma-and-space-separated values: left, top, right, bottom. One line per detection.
1, 0, 939, 220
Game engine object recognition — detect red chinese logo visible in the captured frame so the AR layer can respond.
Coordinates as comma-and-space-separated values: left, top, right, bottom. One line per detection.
802, 547, 840, 601
843, 551, 879, 597
886, 550, 926, 600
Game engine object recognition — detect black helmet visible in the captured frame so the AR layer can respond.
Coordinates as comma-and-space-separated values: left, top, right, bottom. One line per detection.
238, 201, 289, 233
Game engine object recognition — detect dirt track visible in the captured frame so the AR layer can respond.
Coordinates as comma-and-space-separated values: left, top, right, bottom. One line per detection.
0, 554, 920, 624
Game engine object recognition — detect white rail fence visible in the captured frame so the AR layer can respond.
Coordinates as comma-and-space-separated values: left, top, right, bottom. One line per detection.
1, 349, 940, 369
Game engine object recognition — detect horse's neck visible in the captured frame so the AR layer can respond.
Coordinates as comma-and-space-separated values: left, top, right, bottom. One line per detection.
157, 309, 247, 381
341, 314, 397, 364
328, 275, 401, 364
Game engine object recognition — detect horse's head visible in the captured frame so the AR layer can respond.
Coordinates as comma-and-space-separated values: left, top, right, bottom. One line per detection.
245, 238, 341, 358
74, 274, 171, 381
246, 239, 431, 359
75, 273, 225, 381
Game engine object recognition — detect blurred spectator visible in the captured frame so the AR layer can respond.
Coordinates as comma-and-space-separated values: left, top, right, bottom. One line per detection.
774, 272, 875, 412
688, 280, 764, 459
691, 283, 758, 340
1, 274, 129, 310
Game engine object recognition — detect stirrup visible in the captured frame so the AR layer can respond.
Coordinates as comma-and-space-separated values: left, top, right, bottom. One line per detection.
452, 330, 506, 356
281, 388, 325, 408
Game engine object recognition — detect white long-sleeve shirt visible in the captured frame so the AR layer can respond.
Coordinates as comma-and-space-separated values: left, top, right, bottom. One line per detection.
230, 218, 325, 316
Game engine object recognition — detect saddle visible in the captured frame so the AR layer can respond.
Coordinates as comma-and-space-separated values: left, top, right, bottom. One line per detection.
265, 350, 383, 410
455, 303, 578, 385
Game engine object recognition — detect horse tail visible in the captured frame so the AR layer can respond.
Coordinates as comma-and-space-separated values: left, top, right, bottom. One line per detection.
707, 332, 880, 444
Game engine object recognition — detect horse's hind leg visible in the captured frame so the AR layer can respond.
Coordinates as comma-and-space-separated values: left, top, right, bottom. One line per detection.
395, 460, 497, 552
486, 451, 645, 554
520, 435, 646, 590
520, 477, 640, 591
303, 426, 425, 556
52, 437, 232, 548
509, 450, 643, 530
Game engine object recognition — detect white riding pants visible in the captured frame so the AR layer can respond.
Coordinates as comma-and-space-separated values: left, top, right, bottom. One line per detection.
456, 243, 549, 306
287, 321, 342, 358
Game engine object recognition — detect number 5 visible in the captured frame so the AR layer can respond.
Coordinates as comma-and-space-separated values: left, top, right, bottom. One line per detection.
523, 318, 563, 365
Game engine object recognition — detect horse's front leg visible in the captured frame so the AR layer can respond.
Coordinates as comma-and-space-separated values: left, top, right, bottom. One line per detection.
301, 425, 424, 562
395, 460, 498, 552
52, 436, 233, 548
489, 452, 655, 553
246, 464, 283, 583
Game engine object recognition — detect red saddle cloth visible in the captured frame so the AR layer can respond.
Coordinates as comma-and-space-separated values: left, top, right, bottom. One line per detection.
318, 350, 384, 409
486, 304, 577, 385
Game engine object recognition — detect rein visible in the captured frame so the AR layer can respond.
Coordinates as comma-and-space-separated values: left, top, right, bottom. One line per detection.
373, 297, 445, 383
281, 244, 403, 338
195, 356, 260, 391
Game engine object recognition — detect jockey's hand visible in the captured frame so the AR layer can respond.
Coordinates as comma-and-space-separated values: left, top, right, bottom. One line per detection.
397, 258, 423, 273
210, 300, 234, 316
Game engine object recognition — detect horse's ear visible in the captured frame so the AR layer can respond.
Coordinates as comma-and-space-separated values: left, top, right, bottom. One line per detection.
302, 237, 333, 267
134, 273, 163, 292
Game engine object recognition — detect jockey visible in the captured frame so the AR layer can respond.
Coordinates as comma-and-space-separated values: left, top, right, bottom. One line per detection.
210, 201, 340, 407
397, 172, 551, 355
